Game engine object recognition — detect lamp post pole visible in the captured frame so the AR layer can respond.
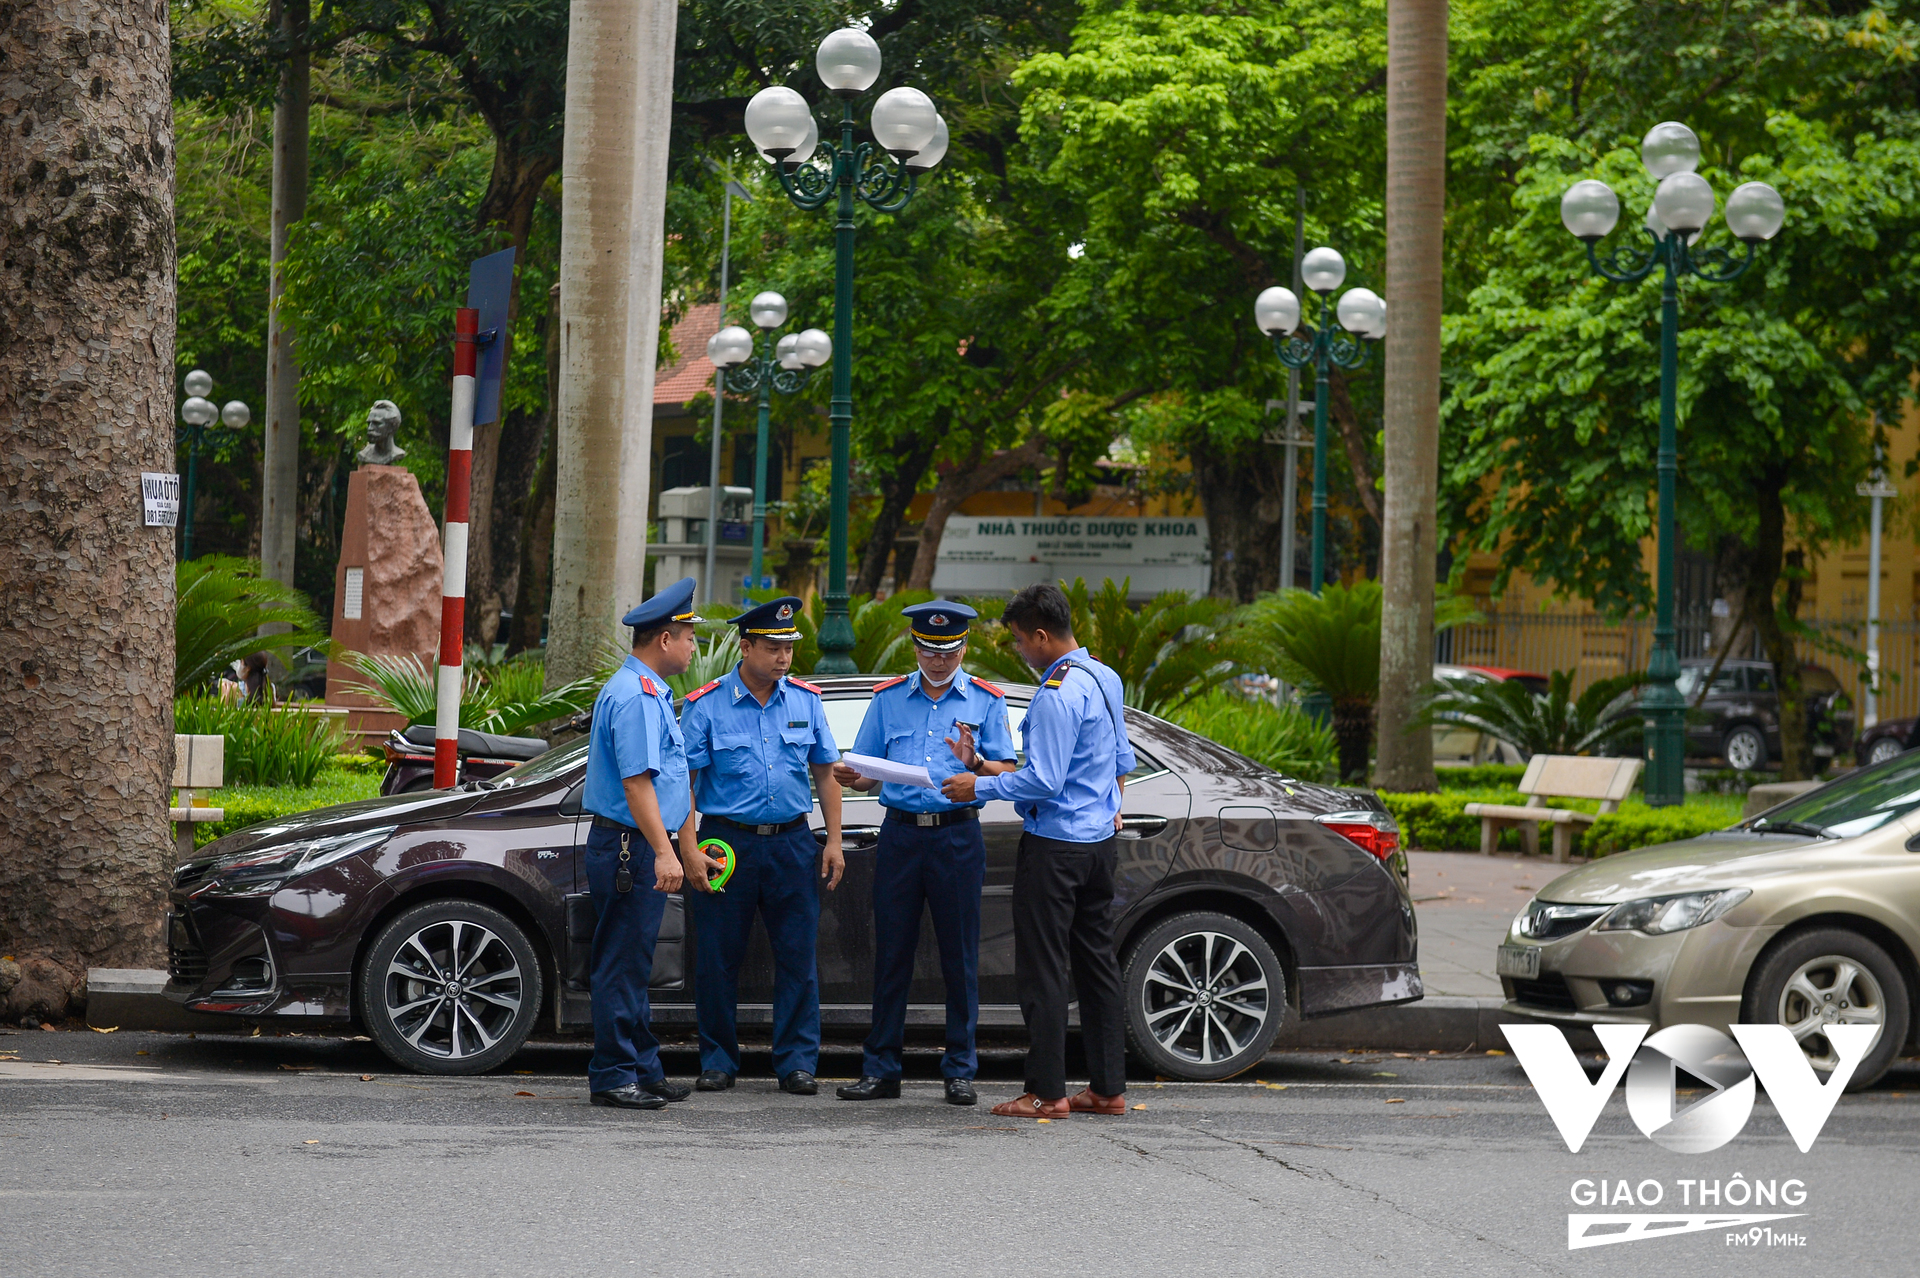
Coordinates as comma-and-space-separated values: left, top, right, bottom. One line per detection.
1858, 451, 1895, 729
177, 369, 251, 562
1255, 249, 1384, 595
1560, 121, 1785, 805
707, 300, 831, 593
746, 29, 948, 673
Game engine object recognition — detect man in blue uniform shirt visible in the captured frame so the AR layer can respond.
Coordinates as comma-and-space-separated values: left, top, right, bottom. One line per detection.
678, 596, 843, 1096
942, 581, 1133, 1119
580, 577, 702, 1111
829, 601, 1016, 1106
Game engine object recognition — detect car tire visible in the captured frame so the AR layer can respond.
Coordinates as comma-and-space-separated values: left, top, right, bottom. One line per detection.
1122, 911, 1287, 1081
358, 899, 543, 1076
1722, 725, 1768, 772
1741, 927, 1909, 1091
1865, 737, 1905, 767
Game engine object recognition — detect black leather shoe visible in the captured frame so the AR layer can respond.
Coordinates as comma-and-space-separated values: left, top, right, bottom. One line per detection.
641, 1076, 693, 1102
590, 1084, 668, 1111
695, 1070, 736, 1092
835, 1075, 901, 1101
779, 1070, 819, 1096
944, 1078, 978, 1107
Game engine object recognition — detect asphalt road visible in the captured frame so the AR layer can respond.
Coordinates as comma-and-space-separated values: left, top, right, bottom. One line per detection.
3, 1027, 1916, 1276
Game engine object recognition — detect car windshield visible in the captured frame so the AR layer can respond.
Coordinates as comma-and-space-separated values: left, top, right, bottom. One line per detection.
1749, 750, 1920, 838
492, 737, 589, 788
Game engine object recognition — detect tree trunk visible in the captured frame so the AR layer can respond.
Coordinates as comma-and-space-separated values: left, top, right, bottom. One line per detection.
1327, 368, 1381, 524
1374, 0, 1448, 792
854, 433, 937, 597
1746, 473, 1808, 780
905, 437, 1052, 590
260, 0, 308, 588
0, 0, 177, 1020
1190, 430, 1286, 602
1332, 700, 1376, 785
507, 285, 563, 658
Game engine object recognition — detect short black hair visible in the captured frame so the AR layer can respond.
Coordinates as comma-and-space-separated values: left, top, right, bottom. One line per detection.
631, 621, 690, 651
1002, 582, 1072, 638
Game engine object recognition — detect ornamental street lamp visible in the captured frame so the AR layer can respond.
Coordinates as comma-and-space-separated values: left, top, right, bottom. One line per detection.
1560, 121, 1785, 806
707, 292, 832, 597
744, 27, 948, 672
177, 368, 251, 561
1254, 249, 1386, 594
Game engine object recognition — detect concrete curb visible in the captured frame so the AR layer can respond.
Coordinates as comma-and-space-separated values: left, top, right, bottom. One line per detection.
89, 969, 1562, 1052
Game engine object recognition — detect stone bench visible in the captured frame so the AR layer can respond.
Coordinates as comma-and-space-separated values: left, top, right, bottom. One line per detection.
1463, 754, 1643, 863
172, 734, 225, 857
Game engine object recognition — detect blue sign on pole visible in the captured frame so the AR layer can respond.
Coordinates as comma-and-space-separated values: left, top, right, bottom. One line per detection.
466, 247, 517, 426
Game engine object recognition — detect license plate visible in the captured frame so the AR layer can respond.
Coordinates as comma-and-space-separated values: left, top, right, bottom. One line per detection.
1497, 945, 1540, 979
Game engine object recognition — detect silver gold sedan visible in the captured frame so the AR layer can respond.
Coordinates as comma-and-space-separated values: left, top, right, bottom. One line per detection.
1498, 754, 1920, 1088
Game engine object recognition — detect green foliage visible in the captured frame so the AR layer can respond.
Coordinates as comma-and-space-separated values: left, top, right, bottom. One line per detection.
741, 588, 942, 676
188, 764, 387, 848
1433, 763, 1528, 790
174, 695, 348, 788
1584, 802, 1741, 858
1243, 583, 1382, 704
1161, 691, 1337, 783
1420, 669, 1644, 758
665, 628, 743, 698
337, 651, 599, 736
1377, 787, 1742, 854
176, 556, 331, 695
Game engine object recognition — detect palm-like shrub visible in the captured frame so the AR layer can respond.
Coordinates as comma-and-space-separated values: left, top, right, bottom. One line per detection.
739, 587, 941, 675
174, 694, 346, 786
1162, 691, 1338, 782
338, 651, 602, 737
1242, 582, 1382, 783
961, 578, 1248, 712
1420, 669, 1644, 758
665, 627, 742, 697
176, 556, 330, 694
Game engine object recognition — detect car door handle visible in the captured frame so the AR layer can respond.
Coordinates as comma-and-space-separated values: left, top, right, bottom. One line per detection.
1118, 815, 1169, 840
817, 824, 882, 849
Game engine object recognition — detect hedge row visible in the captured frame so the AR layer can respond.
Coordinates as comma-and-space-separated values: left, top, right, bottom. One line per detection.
188, 761, 385, 847
1377, 788, 1741, 857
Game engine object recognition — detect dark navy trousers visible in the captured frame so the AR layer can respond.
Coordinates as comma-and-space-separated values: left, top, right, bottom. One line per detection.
686, 821, 821, 1078
582, 822, 670, 1094
862, 818, 985, 1081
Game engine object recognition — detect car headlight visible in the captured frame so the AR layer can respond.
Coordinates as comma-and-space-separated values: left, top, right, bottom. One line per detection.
1595, 888, 1750, 935
200, 826, 396, 897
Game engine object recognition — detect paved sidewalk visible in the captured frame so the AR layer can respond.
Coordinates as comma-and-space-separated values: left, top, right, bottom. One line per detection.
1408, 850, 1578, 998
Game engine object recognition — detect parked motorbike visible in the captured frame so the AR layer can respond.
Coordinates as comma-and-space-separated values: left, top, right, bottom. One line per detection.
380, 724, 551, 795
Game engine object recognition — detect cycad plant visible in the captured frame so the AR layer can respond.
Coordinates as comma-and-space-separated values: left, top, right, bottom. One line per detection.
338, 650, 603, 737
1419, 669, 1644, 759
1242, 582, 1383, 783
176, 555, 331, 694
960, 578, 1248, 712
740, 587, 940, 675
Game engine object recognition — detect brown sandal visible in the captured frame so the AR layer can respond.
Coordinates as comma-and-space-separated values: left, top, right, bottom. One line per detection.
1068, 1088, 1126, 1115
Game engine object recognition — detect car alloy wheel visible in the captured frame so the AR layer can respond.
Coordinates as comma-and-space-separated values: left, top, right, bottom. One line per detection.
1742, 927, 1909, 1091
359, 900, 542, 1075
1723, 725, 1767, 772
1867, 737, 1905, 766
1123, 911, 1286, 1081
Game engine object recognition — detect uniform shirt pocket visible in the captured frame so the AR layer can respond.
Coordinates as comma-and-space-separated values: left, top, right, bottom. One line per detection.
780, 722, 816, 763
713, 727, 759, 775
883, 724, 918, 763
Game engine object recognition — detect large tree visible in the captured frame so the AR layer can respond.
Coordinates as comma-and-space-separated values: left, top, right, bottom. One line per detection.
0, 0, 178, 1020
1374, 0, 1448, 791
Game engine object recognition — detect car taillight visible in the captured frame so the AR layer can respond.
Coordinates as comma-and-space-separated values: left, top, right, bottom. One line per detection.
1316, 811, 1400, 860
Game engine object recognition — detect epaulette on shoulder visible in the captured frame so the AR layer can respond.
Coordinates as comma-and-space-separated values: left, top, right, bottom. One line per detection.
871, 675, 908, 693
684, 679, 721, 702
969, 676, 1005, 697
787, 676, 824, 695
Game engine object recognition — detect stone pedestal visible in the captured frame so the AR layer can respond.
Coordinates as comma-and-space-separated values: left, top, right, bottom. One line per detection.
325, 465, 444, 705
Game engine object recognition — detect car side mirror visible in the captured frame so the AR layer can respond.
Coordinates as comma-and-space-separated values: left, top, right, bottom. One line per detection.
558, 781, 584, 817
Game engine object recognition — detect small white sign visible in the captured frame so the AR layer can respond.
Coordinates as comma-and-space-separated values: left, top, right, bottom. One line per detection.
938, 516, 1209, 566
141, 472, 180, 528
343, 567, 365, 620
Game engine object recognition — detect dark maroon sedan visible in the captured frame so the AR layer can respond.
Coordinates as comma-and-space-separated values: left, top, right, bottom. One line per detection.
164, 677, 1420, 1080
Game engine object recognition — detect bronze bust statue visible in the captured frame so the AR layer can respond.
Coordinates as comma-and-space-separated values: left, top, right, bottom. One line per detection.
357, 400, 405, 466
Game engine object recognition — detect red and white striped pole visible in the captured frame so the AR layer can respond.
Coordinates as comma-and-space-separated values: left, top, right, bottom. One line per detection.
433, 306, 480, 788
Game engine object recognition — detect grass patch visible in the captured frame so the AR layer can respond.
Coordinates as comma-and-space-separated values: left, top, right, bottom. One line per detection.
190, 764, 386, 847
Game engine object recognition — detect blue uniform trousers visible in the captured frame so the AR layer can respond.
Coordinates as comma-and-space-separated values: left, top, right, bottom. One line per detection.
687, 821, 821, 1077
862, 818, 985, 1080
582, 823, 670, 1093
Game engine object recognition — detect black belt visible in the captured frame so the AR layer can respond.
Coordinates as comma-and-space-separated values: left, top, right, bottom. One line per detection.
884, 806, 979, 829
591, 815, 639, 833
705, 813, 809, 836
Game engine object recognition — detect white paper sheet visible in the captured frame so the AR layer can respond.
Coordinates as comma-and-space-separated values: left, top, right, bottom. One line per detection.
840, 751, 936, 789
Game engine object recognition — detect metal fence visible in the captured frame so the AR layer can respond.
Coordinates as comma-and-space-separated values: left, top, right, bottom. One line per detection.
1435, 612, 1919, 720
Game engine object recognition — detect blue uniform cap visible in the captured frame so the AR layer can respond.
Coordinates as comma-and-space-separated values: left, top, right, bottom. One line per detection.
901, 599, 976, 652
728, 595, 805, 642
622, 576, 703, 630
